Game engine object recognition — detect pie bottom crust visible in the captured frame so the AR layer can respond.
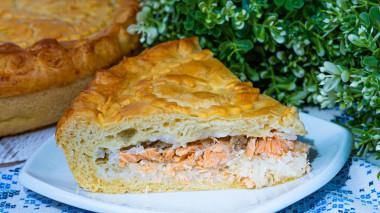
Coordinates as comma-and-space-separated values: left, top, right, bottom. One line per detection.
0, 76, 93, 136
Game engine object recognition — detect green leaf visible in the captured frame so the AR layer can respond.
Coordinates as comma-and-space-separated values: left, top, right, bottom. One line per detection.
340, 40, 346, 55
359, 12, 370, 27
236, 39, 254, 51
289, 91, 308, 102
336, 65, 348, 73
372, 32, 380, 48
292, 65, 305, 78
264, 15, 277, 26
157, 21, 166, 33
348, 34, 367, 48
351, 128, 363, 136
369, 6, 380, 28
267, 38, 276, 52
305, 21, 314, 31
274, 0, 285, 7
284, 0, 294, 11
313, 38, 325, 57
126, 24, 140, 34
260, 70, 271, 79
323, 77, 341, 92
254, 26, 266, 43
363, 56, 379, 66
341, 71, 350, 82
307, 84, 318, 92
198, 2, 207, 13
374, 48, 380, 58
278, 92, 285, 101
293, 0, 304, 9
275, 76, 294, 83
373, 70, 380, 80
336, 0, 348, 10
246, 67, 259, 81
213, 14, 225, 25
264, 87, 276, 96
226, 1, 235, 12
270, 30, 285, 44
145, 27, 158, 45
218, 41, 234, 52
232, 19, 245, 30
277, 81, 297, 91
324, 61, 341, 75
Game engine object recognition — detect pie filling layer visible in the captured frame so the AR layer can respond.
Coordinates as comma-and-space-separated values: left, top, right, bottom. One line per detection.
95, 131, 310, 189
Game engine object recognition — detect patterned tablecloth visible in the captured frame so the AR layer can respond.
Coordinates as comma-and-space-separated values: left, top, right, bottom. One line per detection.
0, 107, 379, 213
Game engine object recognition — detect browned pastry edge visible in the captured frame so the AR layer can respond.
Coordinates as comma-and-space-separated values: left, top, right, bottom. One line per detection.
0, 0, 140, 98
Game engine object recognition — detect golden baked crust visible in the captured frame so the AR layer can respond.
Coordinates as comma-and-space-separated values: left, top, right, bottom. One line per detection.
57, 37, 306, 141
0, 0, 140, 97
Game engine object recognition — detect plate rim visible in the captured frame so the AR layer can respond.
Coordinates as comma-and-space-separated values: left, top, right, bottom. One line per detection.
19, 112, 353, 213
19, 135, 158, 213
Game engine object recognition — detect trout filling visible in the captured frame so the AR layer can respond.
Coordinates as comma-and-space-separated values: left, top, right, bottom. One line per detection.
118, 132, 308, 172
93, 131, 310, 189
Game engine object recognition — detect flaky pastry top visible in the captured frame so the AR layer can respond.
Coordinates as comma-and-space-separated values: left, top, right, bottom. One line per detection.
0, 0, 140, 97
59, 37, 306, 135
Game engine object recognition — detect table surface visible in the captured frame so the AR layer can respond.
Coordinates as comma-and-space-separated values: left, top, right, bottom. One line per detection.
0, 107, 379, 213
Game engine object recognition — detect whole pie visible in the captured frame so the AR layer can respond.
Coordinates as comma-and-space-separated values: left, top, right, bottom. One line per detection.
0, 0, 140, 136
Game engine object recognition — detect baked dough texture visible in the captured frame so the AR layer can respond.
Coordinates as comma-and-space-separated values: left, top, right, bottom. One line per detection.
56, 37, 309, 193
0, 0, 140, 136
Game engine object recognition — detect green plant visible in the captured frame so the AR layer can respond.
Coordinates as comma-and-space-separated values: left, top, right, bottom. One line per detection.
315, 1, 380, 159
128, 0, 380, 161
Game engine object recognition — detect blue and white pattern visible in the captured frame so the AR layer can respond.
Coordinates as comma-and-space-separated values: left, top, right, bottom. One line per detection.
0, 167, 91, 213
0, 108, 379, 213
282, 157, 380, 212
1, 157, 379, 212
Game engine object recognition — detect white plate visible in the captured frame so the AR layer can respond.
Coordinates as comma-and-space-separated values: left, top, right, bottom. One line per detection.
19, 113, 352, 213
